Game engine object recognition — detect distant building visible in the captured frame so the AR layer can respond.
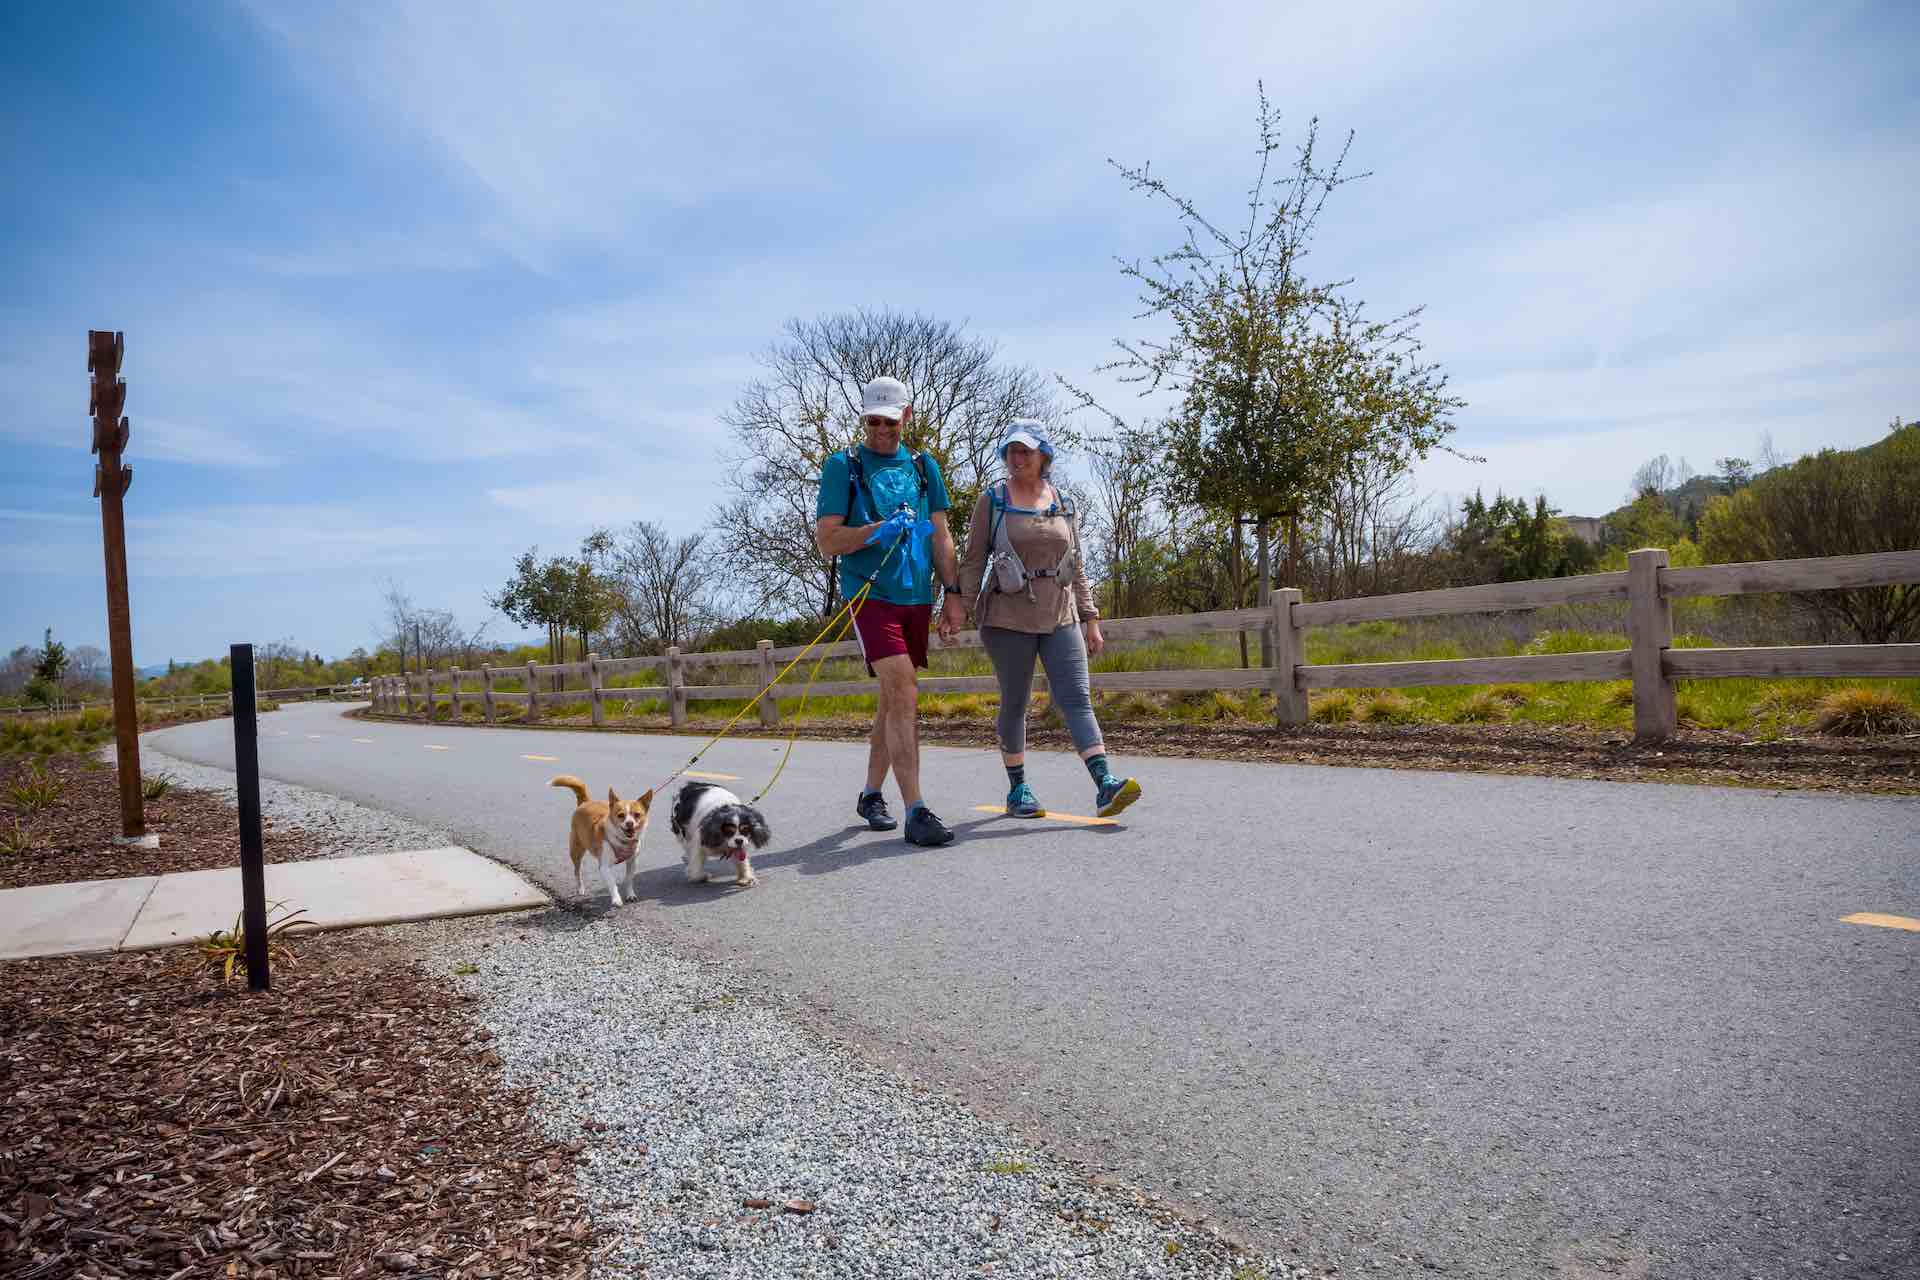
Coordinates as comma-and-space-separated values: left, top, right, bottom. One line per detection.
1562, 515, 1606, 545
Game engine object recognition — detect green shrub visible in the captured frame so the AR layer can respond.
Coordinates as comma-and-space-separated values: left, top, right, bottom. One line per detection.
6, 761, 66, 812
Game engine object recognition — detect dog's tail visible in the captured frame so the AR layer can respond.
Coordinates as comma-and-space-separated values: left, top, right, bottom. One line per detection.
550, 775, 590, 804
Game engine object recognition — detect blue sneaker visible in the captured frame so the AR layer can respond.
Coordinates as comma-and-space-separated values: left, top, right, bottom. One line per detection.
1094, 775, 1141, 819
1005, 782, 1045, 818
855, 791, 897, 831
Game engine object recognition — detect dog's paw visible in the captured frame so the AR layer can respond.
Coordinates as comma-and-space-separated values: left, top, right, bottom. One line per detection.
734, 873, 757, 888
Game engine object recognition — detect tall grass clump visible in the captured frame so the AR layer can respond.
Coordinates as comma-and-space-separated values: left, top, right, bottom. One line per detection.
1811, 688, 1920, 737
1357, 691, 1419, 724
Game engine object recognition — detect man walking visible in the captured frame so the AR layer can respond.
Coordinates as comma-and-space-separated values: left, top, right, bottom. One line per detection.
814, 376, 960, 846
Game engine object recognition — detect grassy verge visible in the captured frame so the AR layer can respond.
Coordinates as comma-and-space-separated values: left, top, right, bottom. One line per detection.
396, 617, 1920, 741
0, 701, 271, 757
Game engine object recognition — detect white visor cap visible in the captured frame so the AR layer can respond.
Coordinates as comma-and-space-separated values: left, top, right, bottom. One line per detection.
999, 419, 1053, 459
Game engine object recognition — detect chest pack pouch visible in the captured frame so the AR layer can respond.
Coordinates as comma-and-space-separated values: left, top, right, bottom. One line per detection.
982, 481, 1080, 614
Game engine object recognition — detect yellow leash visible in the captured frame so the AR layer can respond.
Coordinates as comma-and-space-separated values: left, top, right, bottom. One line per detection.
645, 579, 873, 800
751, 591, 869, 803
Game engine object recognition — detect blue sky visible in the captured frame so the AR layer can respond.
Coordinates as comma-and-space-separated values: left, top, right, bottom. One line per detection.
3, 1, 1915, 665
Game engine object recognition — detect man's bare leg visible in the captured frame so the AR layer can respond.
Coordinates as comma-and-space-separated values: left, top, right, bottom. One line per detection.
865, 692, 891, 794
871, 654, 922, 809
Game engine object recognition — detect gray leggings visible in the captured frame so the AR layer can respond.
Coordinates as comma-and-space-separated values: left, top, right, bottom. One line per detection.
979, 623, 1104, 756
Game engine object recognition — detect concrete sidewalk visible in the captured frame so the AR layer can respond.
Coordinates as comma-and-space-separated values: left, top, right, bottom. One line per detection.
0, 846, 550, 961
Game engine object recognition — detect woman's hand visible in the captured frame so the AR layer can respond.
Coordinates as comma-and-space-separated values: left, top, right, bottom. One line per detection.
938, 595, 966, 643
1083, 619, 1104, 656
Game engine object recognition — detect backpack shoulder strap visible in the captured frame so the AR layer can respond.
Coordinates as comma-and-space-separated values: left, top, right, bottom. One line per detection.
842, 447, 867, 522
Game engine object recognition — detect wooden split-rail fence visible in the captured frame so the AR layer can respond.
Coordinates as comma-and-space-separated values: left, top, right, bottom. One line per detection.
366, 547, 1920, 744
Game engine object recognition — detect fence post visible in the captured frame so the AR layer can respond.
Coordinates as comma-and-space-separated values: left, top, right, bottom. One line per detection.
450, 667, 464, 720
757, 640, 779, 727
588, 653, 605, 727
524, 660, 541, 723
1269, 587, 1308, 725
667, 646, 687, 728
420, 668, 434, 720
1627, 547, 1676, 743
481, 665, 496, 724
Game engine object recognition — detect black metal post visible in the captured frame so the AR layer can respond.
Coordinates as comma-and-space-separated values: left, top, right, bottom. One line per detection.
231, 643, 270, 991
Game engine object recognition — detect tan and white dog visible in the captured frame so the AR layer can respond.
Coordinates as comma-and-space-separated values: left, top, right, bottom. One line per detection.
550, 775, 652, 907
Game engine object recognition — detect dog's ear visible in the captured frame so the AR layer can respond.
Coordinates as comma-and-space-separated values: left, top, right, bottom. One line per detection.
608, 786, 620, 805
638, 789, 653, 812
747, 809, 772, 848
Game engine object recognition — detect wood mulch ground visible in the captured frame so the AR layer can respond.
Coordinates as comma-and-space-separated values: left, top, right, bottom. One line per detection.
1, 744, 608, 1279
0, 753, 331, 893
2, 941, 603, 1280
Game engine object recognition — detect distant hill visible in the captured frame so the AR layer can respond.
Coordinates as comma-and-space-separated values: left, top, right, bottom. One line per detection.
1568, 421, 1914, 545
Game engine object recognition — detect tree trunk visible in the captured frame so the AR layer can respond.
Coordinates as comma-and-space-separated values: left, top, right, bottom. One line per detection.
1232, 514, 1248, 669
1256, 513, 1272, 668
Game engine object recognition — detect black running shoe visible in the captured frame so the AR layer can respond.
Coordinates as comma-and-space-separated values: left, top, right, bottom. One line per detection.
856, 791, 898, 831
904, 805, 955, 847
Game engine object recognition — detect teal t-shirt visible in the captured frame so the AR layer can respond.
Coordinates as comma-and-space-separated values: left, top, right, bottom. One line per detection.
816, 445, 951, 605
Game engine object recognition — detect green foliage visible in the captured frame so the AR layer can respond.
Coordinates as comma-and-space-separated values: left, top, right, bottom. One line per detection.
141, 772, 175, 800
1698, 421, 1920, 643
1445, 491, 1592, 584
1, 817, 32, 856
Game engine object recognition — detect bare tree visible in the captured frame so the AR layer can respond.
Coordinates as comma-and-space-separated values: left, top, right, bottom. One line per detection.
597, 521, 719, 654
1301, 455, 1445, 599
1084, 425, 1165, 617
714, 308, 1061, 617
378, 577, 488, 670
1629, 454, 1675, 500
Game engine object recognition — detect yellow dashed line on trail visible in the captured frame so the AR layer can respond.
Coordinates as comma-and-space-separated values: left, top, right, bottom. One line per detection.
424, 745, 450, 751
522, 754, 559, 762
684, 770, 741, 781
1842, 912, 1920, 932
973, 804, 1114, 826
352, 737, 374, 743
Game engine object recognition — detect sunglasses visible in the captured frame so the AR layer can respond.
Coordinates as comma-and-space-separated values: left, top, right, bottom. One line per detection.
863, 415, 900, 429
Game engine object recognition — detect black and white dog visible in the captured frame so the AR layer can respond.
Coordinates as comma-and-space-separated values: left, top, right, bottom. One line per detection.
669, 781, 772, 887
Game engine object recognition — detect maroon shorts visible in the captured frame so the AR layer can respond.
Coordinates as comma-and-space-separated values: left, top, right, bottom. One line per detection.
850, 599, 932, 675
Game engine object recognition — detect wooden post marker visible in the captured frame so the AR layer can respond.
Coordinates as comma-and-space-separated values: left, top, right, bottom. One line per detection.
757, 640, 779, 726
1627, 547, 1677, 742
88, 330, 152, 847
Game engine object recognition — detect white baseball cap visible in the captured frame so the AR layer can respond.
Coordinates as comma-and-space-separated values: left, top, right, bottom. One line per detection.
861, 376, 911, 422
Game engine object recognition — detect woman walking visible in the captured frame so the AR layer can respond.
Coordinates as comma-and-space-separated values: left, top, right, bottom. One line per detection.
939, 420, 1142, 820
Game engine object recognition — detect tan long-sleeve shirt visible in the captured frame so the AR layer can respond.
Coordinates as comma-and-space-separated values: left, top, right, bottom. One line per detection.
955, 485, 1099, 634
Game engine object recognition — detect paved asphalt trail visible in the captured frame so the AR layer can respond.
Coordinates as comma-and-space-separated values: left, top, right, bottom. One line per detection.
150, 702, 1920, 1278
